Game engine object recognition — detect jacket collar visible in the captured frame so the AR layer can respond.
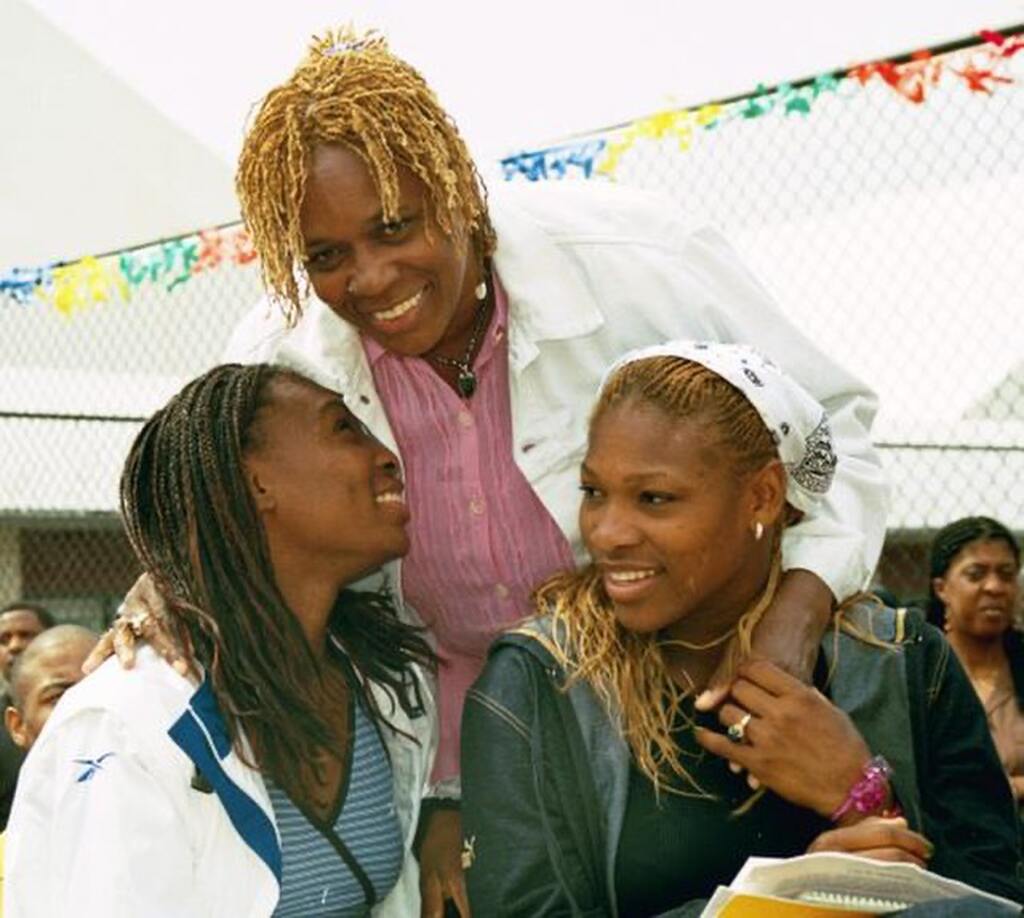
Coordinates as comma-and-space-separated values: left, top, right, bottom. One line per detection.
503, 605, 925, 833
489, 184, 605, 370
167, 677, 282, 885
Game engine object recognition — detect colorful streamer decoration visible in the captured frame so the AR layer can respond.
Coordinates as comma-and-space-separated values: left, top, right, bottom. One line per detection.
3, 29, 1020, 314
0, 225, 257, 316
500, 139, 607, 183
501, 29, 1021, 182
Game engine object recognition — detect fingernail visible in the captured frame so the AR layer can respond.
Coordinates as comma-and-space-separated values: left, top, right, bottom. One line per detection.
747, 775, 760, 790
729, 761, 741, 774
695, 691, 714, 711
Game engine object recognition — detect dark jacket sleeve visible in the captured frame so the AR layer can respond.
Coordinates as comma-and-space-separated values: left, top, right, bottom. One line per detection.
907, 614, 1024, 902
461, 644, 609, 917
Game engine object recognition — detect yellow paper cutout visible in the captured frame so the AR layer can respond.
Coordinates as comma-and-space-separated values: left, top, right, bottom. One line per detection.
43, 256, 129, 317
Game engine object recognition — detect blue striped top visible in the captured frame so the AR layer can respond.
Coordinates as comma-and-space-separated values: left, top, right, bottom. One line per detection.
269, 693, 404, 917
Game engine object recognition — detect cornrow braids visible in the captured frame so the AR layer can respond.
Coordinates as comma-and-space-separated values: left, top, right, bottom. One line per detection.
236, 26, 496, 324
927, 516, 1020, 627
120, 363, 433, 796
599, 356, 781, 481
533, 356, 783, 795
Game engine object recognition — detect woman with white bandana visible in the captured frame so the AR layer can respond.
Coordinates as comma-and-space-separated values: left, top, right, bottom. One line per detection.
460, 341, 1022, 916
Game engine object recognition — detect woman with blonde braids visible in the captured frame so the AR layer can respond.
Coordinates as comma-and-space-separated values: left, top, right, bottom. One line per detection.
460, 341, 1022, 916
8, 364, 437, 917
103, 26, 887, 913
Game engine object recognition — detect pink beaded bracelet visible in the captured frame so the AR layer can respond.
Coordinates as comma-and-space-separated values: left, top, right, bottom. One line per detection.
830, 755, 895, 823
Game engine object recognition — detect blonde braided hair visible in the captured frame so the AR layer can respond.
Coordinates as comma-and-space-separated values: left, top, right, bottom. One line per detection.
236, 27, 496, 324
537, 356, 782, 795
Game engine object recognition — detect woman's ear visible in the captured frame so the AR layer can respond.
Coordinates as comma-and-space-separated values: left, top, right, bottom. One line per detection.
932, 576, 949, 606
245, 461, 276, 513
748, 459, 787, 530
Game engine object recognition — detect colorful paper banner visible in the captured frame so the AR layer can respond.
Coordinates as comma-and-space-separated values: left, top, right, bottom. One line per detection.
2, 30, 1020, 315
0, 225, 257, 316
500, 139, 607, 182
502, 29, 1021, 182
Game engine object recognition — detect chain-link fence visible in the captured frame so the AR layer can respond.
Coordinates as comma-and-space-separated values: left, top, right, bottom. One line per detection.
2, 28, 1022, 627
501, 28, 1024, 605
0, 243, 263, 628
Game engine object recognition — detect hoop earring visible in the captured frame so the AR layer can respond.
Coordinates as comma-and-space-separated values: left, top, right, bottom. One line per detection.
753, 521, 764, 542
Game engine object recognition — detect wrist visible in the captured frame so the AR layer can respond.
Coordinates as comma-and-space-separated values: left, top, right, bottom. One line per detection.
830, 755, 897, 824
413, 798, 461, 857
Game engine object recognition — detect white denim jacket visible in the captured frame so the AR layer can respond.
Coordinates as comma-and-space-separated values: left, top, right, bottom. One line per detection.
225, 179, 888, 602
5, 646, 435, 917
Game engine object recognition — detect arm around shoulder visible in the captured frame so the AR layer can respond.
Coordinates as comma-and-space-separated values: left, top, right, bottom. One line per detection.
677, 227, 889, 599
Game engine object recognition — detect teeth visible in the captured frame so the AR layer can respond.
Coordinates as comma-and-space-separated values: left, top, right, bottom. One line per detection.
373, 289, 423, 322
607, 569, 657, 583
375, 492, 404, 505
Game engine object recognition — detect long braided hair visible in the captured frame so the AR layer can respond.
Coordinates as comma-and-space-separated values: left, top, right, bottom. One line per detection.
927, 516, 1020, 628
236, 27, 496, 324
120, 363, 434, 793
537, 356, 783, 794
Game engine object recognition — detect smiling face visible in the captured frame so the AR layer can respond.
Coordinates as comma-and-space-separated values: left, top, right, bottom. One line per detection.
579, 399, 783, 643
299, 144, 479, 358
934, 538, 1020, 641
244, 374, 410, 587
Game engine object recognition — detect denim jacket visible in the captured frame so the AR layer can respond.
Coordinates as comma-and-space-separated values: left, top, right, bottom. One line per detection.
461, 605, 1023, 916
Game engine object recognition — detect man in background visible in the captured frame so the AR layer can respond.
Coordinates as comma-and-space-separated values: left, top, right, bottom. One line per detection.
4, 625, 98, 752
0, 624, 95, 912
0, 603, 55, 684
0, 602, 55, 833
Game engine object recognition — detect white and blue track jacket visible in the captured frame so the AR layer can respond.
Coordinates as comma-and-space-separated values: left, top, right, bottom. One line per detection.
4, 646, 435, 917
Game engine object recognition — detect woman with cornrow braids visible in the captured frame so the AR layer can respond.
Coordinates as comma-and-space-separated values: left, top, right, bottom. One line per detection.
96, 26, 887, 913
7, 363, 439, 917
462, 342, 1022, 915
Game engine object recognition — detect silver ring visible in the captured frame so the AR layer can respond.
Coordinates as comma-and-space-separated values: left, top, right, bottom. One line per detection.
727, 712, 752, 744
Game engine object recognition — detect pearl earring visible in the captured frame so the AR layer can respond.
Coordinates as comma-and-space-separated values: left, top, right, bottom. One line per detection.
475, 279, 487, 301
753, 521, 764, 542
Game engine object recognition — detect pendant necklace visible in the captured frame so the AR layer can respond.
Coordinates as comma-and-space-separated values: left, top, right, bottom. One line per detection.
425, 278, 491, 399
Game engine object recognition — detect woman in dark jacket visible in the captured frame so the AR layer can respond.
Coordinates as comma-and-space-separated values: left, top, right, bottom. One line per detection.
929, 517, 1024, 806
461, 341, 1022, 916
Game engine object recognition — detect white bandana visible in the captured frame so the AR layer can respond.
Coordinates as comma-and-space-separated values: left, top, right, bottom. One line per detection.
599, 340, 837, 514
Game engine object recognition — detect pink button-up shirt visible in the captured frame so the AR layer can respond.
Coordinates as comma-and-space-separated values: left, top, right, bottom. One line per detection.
364, 279, 575, 782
